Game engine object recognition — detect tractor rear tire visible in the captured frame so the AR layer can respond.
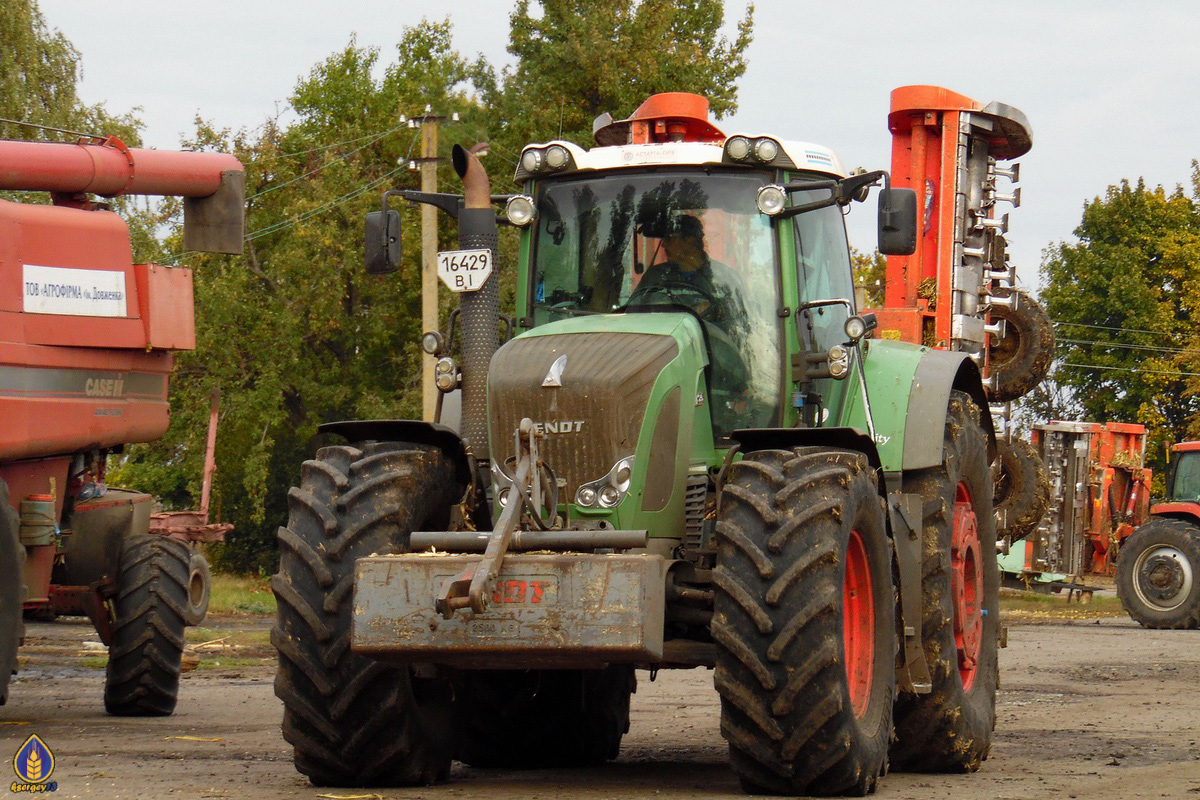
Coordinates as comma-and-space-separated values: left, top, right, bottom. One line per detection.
988, 286, 1053, 402
183, 551, 211, 626
891, 392, 999, 772
0, 480, 23, 707
1116, 518, 1200, 629
273, 442, 461, 787
104, 534, 191, 716
454, 666, 635, 768
994, 437, 1049, 542
714, 448, 894, 797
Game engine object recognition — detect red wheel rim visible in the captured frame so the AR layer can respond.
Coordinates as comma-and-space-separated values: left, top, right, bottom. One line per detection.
951, 482, 984, 690
843, 529, 875, 718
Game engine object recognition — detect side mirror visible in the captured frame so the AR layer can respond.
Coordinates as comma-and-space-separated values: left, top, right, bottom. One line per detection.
364, 208, 402, 274
878, 187, 917, 256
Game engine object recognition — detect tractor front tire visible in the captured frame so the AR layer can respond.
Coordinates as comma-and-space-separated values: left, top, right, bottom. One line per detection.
454, 666, 635, 768
273, 442, 461, 787
0, 480, 23, 707
1116, 518, 1200, 629
994, 437, 1049, 542
714, 448, 894, 797
104, 534, 191, 716
891, 392, 999, 772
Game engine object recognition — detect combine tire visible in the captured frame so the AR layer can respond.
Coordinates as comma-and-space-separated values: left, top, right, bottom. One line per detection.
104, 534, 191, 716
183, 551, 211, 626
454, 666, 635, 768
1116, 518, 1200, 629
0, 480, 23, 707
988, 286, 1053, 402
994, 437, 1049, 542
714, 448, 894, 796
891, 392, 999, 772
273, 442, 461, 787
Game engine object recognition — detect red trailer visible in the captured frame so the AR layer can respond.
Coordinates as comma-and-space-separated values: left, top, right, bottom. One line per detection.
0, 135, 243, 715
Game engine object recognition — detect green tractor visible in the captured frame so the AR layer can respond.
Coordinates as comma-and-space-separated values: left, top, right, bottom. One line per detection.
271, 92, 1000, 796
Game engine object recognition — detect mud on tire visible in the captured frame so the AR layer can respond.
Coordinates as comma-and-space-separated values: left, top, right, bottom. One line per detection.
104, 534, 191, 716
988, 287, 1053, 402
891, 392, 999, 772
0, 480, 23, 707
1116, 518, 1200, 630
994, 437, 1049, 542
454, 666, 635, 768
714, 447, 894, 797
273, 442, 461, 787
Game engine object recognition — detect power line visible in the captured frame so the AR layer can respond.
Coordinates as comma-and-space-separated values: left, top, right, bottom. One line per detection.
1052, 319, 1189, 341
1057, 338, 1194, 356
247, 123, 409, 200
1059, 361, 1200, 378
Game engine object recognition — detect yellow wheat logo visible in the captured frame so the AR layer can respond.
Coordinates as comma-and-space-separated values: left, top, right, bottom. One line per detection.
12, 733, 56, 789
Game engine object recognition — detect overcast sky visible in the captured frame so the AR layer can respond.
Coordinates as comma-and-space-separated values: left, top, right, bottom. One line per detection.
37, 0, 1200, 292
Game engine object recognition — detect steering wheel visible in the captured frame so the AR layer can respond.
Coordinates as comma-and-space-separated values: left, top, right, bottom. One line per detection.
629, 270, 722, 321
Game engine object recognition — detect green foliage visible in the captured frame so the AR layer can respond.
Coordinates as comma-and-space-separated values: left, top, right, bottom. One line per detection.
111, 21, 489, 573
0, 0, 139, 141
108, 6, 756, 573
851, 247, 886, 307
1039, 170, 1200, 475
481, 0, 754, 154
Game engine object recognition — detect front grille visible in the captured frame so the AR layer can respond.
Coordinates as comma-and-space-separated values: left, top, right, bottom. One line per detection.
488, 331, 678, 495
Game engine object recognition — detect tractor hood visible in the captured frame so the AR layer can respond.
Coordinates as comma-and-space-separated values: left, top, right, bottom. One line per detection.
487, 312, 710, 523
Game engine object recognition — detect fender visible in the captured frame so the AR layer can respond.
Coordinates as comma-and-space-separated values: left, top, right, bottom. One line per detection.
860, 340, 995, 471
319, 419, 473, 486
903, 350, 996, 468
730, 427, 882, 475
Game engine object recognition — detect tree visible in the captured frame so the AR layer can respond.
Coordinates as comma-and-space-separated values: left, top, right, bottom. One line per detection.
851, 247, 886, 308
1039, 170, 1200, 475
0, 0, 140, 141
111, 22, 488, 572
482, 0, 754, 155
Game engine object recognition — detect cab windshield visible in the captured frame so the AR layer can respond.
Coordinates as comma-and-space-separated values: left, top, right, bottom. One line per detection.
529, 171, 781, 434
1170, 451, 1200, 503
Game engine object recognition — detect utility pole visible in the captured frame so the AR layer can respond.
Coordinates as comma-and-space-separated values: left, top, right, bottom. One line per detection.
410, 108, 446, 421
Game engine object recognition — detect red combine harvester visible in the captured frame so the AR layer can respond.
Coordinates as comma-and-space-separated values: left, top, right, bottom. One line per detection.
0, 135, 243, 715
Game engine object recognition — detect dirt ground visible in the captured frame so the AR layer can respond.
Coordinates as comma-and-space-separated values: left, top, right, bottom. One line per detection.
2, 610, 1198, 800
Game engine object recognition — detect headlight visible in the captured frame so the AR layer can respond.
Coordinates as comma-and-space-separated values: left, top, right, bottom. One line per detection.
756, 185, 787, 216
434, 357, 458, 391
521, 149, 542, 173
828, 345, 850, 379
725, 136, 752, 161
505, 195, 537, 227
843, 315, 868, 341
421, 330, 445, 355
545, 145, 570, 170
754, 137, 780, 162
575, 456, 634, 509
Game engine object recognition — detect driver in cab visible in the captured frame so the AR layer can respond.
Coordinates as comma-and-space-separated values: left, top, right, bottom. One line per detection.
630, 214, 747, 332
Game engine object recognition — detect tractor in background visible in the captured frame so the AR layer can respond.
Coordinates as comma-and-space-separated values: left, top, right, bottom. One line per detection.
1116, 440, 1200, 628
0, 135, 243, 714
272, 90, 1001, 796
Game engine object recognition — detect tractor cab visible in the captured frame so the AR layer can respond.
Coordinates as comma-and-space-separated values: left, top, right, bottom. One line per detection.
507, 93, 914, 439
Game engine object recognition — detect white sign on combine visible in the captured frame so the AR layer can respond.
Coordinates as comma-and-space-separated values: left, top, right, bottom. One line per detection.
436, 248, 492, 293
